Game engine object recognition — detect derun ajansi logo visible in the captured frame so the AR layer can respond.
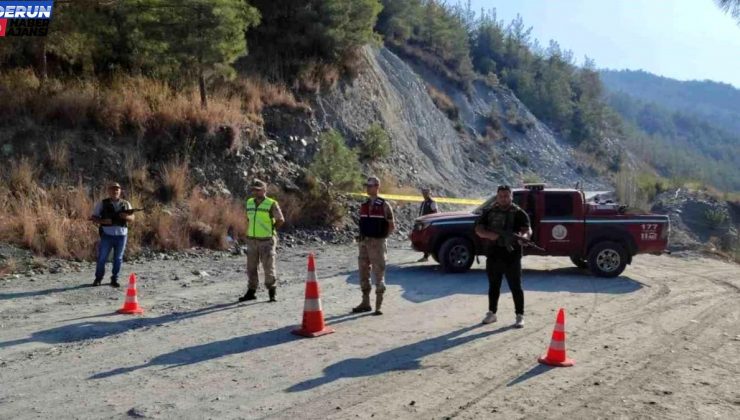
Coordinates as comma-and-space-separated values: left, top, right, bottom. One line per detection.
0, 1, 54, 37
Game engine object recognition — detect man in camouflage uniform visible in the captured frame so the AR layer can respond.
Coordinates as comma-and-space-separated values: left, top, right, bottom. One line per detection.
353, 176, 395, 315
239, 179, 285, 303
475, 185, 531, 328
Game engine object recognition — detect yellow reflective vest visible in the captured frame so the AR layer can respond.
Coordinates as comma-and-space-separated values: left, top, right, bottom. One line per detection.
246, 197, 277, 239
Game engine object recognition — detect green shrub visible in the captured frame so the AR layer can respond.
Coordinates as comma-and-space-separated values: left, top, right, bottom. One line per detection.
704, 208, 727, 229
310, 129, 362, 191
359, 123, 391, 162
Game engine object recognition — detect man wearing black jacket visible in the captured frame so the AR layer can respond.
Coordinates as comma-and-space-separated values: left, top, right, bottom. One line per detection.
474, 185, 531, 328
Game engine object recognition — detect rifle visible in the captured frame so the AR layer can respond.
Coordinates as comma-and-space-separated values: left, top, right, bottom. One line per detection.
489, 227, 545, 252
117, 208, 147, 215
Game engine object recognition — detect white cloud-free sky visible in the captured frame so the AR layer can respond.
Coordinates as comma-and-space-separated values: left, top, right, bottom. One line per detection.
463, 0, 740, 87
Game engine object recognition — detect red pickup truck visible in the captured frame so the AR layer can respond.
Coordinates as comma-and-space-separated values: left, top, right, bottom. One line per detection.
409, 184, 670, 277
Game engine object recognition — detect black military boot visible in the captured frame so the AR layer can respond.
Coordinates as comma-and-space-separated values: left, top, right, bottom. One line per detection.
239, 289, 257, 302
268, 287, 277, 302
373, 293, 384, 316
352, 292, 372, 313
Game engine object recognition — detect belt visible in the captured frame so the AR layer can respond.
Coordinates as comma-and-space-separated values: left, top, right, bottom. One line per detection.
247, 237, 273, 241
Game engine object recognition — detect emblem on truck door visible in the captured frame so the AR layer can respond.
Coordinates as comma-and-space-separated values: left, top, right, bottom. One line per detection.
552, 224, 568, 240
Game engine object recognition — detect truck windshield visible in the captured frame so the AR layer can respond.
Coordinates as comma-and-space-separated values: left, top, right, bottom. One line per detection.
472, 192, 525, 214
473, 196, 497, 214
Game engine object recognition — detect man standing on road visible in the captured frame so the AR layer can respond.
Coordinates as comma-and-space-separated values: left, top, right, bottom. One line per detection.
90, 182, 134, 288
474, 185, 531, 328
416, 187, 439, 262
353, 176, 395, 316
239, 179, 285, 303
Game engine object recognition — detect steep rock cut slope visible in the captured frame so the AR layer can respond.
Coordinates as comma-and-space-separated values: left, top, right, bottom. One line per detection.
310, 47, 608, 195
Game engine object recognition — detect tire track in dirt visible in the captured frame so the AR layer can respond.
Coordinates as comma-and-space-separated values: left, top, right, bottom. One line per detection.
273, 261, 678, 419
522, 266, 740, 419
433, 260, 740, 419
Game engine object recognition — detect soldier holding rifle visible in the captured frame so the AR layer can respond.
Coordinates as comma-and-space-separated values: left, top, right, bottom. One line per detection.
475, 185, 533, 328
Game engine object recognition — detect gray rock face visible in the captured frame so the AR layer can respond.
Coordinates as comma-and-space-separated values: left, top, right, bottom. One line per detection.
652, 188, 739, 252
311, 46, 609, 196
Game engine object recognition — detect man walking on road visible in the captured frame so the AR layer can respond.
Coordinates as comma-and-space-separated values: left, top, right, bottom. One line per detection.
475, 185, 531, 328
416, 187, 439, 262
90, 182, 134, 288
353, 176, 395, 315
239, 179, 285, 303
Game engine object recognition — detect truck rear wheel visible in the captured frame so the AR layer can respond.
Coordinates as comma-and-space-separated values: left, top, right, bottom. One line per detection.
439, 237, 474, 273
569, 256, 588, 269
587, 242, 627, 278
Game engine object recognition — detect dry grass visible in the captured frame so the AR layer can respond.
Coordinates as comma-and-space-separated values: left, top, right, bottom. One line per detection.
426, 84, 458, 120
0, 68, 42, 119
159, 160, 190, 203
0, 257, 17, 276
0, 189, 98, 259
296, 61, 341, 93
124, 154, 154, 194
231, 78, 307, 114
0, 168, 256, 258
186, 188, 247, 248
7, 158, 38, 194
0, 71, 310, 152
46, 141, 70, 173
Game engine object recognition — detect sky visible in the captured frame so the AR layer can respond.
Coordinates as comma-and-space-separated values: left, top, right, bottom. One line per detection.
463, 0, 740, 88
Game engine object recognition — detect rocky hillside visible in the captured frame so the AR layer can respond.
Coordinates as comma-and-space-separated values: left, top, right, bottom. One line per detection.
305, 47, 610, 196
652, 189, 739, 259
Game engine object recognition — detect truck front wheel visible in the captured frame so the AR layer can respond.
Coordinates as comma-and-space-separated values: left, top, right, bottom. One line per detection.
438, 237, 474, 273
587, 242, 627, 278
569, 255, 588, 269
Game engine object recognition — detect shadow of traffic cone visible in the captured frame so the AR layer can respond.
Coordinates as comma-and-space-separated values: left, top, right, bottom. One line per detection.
538, 308, 574, 367
117, 273, 144, 315
292, 253, 334, 338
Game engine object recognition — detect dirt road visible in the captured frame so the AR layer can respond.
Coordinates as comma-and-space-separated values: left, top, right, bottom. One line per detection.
1, 242, 739, 419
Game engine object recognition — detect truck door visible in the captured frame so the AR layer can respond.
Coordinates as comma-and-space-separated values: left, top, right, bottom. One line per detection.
539, 192, 585, 255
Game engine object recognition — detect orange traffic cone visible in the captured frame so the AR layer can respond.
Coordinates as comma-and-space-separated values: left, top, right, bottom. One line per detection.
538, 308, 574, 367
292, 253, 334, 338
117, 273, 144, 315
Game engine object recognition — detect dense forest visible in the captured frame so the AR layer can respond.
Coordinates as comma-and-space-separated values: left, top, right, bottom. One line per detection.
600, 70, 740, 134
608, 91, 740, 191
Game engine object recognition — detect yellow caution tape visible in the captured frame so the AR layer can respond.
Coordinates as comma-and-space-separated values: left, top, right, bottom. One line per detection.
349, 193, 484, 206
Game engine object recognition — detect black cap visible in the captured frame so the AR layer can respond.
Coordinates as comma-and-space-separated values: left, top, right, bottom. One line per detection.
497, 185, 511, 192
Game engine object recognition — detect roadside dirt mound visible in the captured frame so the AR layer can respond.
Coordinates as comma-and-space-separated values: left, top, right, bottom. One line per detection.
652, 188, 739, 255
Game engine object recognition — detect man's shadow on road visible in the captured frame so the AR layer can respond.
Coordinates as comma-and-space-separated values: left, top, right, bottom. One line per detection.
0, 284, 92, 301
345, 263, 643, 303
87, 312, 367, 379
0, 301, 250, 349
286, 324, 512, 392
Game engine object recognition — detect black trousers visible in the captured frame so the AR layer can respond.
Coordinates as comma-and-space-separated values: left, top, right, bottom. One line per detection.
485, 253, 524, 315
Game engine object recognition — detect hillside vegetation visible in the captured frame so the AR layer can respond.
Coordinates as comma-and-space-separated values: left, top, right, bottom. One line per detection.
0, 0, 736, 261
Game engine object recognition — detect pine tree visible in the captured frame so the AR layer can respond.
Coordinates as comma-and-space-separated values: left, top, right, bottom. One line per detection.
131, 0, 260, 108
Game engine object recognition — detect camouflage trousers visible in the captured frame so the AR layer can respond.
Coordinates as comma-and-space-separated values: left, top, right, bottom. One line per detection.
358, 237, 387, 294
247, 237, 277, 290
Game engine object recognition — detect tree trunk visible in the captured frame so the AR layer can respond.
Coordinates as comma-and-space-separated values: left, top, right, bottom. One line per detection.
199, 69, 208, 109
39, 41, 48, 82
